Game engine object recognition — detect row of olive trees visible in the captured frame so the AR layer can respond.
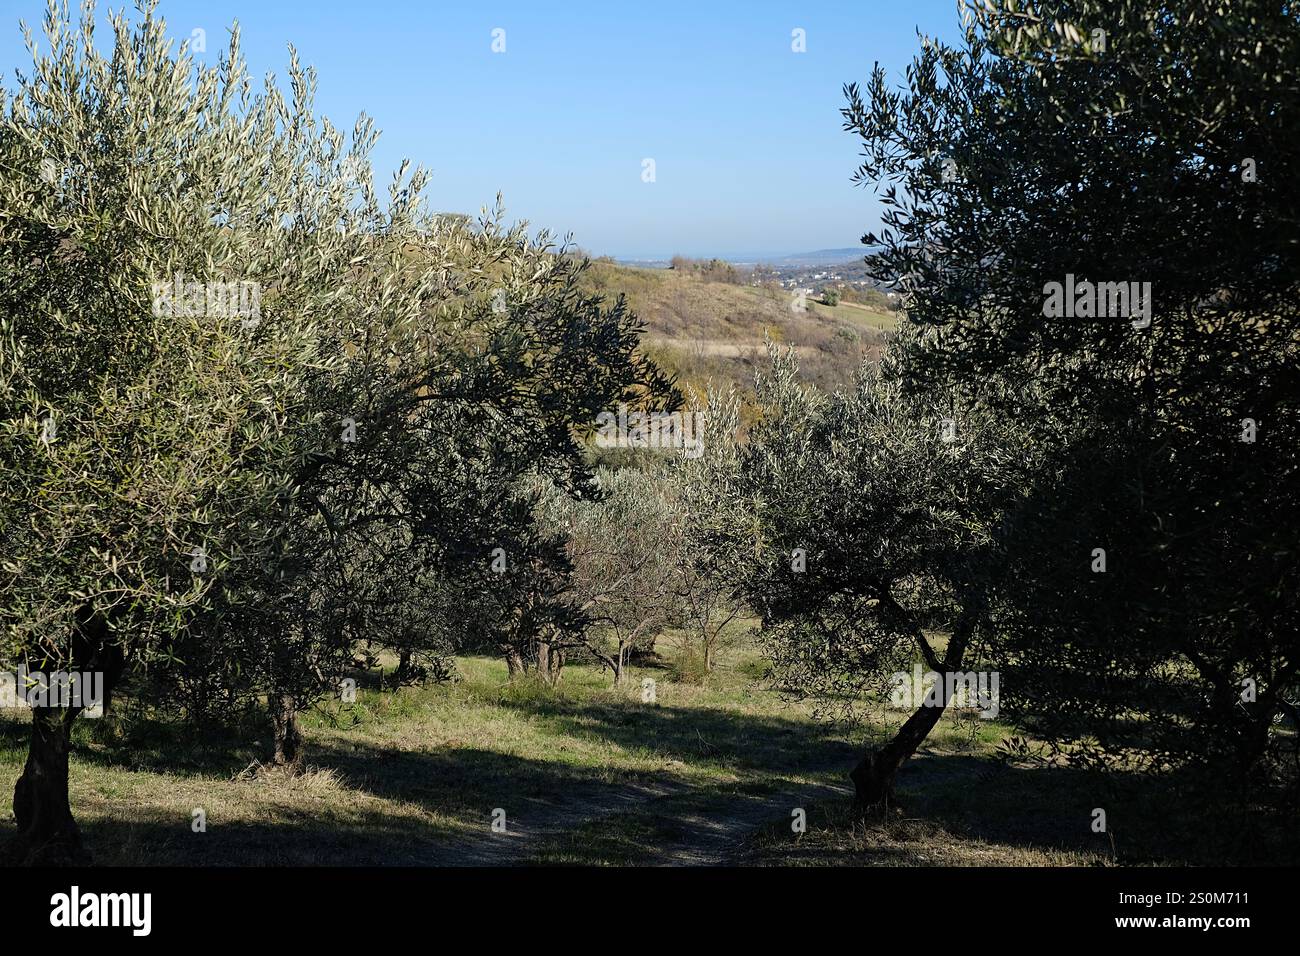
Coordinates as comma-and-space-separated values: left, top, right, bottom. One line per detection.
511, 440, 744, 689
0, 0, 674, 862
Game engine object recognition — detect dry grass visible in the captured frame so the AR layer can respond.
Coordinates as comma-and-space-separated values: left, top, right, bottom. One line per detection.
582, 260, 897, 401
749, 802, 1104, 867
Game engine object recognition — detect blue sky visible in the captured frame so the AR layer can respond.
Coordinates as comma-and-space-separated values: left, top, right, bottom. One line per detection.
0, 0, 962, 259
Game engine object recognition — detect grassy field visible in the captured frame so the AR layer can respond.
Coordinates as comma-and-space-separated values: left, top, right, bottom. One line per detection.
4, 628, 1293, 866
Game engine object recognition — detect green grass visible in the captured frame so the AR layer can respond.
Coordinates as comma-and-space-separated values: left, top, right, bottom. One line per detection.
1, 634, 1294, 866
0, 640, 853, 865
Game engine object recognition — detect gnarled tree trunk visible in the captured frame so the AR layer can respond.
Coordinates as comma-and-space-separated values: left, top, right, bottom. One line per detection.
271, 693, 304, 774
536, 638, 551, 683
9, 606, 122, 865
503, 645, 526, 678
850, 611, 977, 812
534, 631, 566, 686
10, 708, 86, 865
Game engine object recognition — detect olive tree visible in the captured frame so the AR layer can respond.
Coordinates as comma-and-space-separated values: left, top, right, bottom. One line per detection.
841, 0, 1300, 785
0, 0, 368, 861
0, 0, 673, 860
536, 465, 679, 687
704, 347, 1025, 808
666, 392, 745, 674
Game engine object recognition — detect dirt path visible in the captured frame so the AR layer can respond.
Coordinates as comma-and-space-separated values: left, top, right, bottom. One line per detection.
640, 778, 852, 866
428, 778, 692, 866
429, 771, 851, 867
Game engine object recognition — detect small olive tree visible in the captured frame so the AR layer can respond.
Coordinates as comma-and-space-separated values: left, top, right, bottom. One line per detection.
536, 466, 679, 687
666, 392, 745, 674
704, 347, 1024, 808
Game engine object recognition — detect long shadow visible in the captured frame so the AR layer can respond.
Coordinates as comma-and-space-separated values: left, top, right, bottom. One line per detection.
1, 740, 731, 866
0, 811, 455, 867
309, 737, 663, 818
2, 697, 867, 866
8, 691, 863, 800
849, 749, 1300, 866
15, 687, 1288, 865
490, 694, 861, 780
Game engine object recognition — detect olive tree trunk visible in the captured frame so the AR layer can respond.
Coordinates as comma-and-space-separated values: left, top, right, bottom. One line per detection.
850, 693, 953, 810
271, 693, 305, 774
850, 612, 977, 811
9, 607, 121, 865
10, 707, 87, 865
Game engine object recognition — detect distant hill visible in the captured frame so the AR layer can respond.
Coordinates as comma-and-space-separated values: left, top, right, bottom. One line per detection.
766, 247, 877, 267
581, 260, 898, 407
611, 247, 879, 270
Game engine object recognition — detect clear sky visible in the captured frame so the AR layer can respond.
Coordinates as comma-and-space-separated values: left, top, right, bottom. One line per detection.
0, 0, 962, 259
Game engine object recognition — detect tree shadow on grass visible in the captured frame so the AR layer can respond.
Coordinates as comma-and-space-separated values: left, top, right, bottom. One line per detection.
0, 736, 704, 865
489, 694, 861, 781
774, 749, 1300, 866
14, 687, 1288, 866
1, 695, 869, 866
0, 812, 455, 867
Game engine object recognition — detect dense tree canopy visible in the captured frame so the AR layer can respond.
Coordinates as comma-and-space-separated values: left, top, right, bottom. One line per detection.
0, 0, 674, 861
843, 0, 1300, 782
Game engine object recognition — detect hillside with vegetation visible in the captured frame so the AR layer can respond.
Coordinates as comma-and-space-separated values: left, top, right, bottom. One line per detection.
579, 259, 898, 401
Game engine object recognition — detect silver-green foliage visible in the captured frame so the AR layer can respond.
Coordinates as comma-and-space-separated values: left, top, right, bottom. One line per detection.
706, 345, 1024, 722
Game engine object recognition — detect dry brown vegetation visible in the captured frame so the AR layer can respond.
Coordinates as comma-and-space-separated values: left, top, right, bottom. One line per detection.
580, 260, 897, 402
